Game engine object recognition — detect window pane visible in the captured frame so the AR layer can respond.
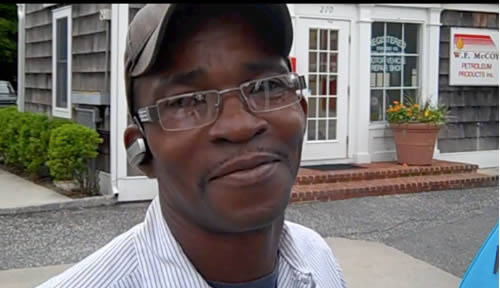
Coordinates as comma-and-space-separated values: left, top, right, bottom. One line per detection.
385, 89, 401, 110
329, 76, 337, 96
308, 75, 317, 95
330, 30, 338, 50
320, 30, 328, 50
309, 29, 318, 50
370, 90, 383, 121
404, 24, 419, 54
319, 75, 327, 95
371, 22, 384, 53
56, 63, 67, 107
386, 56, 402, 87
328, 119, 337, 140
318, 98, 327, 118
403, 89, 417, 105
307, 97, 317, 118
319, 52, 328, 72
56, 17, 68, 109
386, 23, 403, 54
329, 97, 337, 117
318, 120, 326, 140
57, 18, 67, 61
329, 53, 338, 73
403, 56, 418, 87
309, 52, 317, 72
307, 120, 316, 140
371, 56, 384, 87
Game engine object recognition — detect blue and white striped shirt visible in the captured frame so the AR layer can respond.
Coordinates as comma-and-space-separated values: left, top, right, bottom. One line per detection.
39, 197, 347, 288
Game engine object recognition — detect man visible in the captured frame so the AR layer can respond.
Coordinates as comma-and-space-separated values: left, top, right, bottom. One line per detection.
40, 4, 346, 288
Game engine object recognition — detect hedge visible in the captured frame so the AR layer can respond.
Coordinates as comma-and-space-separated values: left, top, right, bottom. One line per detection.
0, 107, 102, 190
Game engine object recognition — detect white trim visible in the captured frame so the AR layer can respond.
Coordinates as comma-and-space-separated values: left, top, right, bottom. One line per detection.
424, 7, 442, 107
52, 6, 72, 119
110, 4, 129, 196
17, 4, 25, 112
300, 157, 355, 167
352, 4, 372, 164
117, 177, 158, 202
43, 4, 57, 8
371, 151, 397, 162
436, 150, 499, 169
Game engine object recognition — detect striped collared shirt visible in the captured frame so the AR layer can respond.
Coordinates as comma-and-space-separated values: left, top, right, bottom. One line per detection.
39, 197, 347, 288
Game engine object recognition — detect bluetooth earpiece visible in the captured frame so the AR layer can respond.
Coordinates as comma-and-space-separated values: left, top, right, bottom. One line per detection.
127, 137, 147, 167
126, 116, 151, 167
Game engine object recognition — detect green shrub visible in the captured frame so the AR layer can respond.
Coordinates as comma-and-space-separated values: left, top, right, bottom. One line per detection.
4, 109, 30, 167
0, 106, 19, 161
18, 113, 51, 174
24, 116, 72, 174
0, 107, 75, 174
0, 108, 103, 194
47, 124, 103, 192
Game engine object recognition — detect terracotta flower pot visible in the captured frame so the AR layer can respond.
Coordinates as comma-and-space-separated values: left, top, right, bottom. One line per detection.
390, 123, 442, 166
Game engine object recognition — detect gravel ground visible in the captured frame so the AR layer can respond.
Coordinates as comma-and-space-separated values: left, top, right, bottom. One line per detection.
0, 186, 498, 278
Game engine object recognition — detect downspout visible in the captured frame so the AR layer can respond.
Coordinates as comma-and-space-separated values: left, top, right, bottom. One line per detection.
17, 4, 25, 112
109, 4, 120, 196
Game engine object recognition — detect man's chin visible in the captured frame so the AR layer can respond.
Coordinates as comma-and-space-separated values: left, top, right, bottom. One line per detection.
205, 192, 290, 233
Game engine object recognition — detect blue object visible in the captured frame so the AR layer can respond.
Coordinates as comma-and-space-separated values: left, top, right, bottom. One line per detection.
460, 221, 499, 288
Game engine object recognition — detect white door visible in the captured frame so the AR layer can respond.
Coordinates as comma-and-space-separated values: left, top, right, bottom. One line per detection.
297, 18, 350, 162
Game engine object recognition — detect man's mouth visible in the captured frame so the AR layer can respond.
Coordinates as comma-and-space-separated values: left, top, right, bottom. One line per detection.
208, 153, 282, 184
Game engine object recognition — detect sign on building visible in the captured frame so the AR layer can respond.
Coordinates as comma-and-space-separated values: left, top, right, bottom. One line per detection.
449, 28, 499, 86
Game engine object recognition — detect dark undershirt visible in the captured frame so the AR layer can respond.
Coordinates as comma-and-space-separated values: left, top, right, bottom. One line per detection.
206, 266, 278, 288
206, 259, 279, 288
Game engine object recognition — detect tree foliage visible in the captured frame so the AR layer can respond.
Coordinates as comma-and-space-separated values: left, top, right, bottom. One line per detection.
0, 4, 17, 64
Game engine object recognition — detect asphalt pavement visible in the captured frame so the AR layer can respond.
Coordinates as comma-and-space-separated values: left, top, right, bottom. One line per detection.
0, 186, 498, 287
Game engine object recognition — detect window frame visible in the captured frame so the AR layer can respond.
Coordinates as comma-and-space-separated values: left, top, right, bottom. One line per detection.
52, 5, 72, 119
369, 21, 421, 123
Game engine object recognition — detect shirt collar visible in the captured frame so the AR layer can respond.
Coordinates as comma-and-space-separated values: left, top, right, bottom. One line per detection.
138, 196, 315, 287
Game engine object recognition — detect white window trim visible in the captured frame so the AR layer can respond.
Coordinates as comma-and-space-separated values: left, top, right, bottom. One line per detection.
52, 6, 72, 119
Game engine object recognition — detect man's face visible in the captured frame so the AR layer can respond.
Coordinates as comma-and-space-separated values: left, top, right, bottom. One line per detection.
133, 15, 307, 233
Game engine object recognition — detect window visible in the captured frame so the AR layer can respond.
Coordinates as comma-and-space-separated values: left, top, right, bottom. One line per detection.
52, 6, 72, 118
307, 28, 339, 141
370, 22, 420, 122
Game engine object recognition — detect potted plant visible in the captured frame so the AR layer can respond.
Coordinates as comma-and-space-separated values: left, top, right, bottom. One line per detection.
386, 98, 448, 166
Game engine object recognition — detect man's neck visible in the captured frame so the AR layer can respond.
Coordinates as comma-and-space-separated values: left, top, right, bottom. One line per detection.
161, 205, 284, 283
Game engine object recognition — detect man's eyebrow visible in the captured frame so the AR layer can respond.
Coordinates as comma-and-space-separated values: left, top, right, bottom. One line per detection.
244, 61, 289, 75
158, 68, 206, 89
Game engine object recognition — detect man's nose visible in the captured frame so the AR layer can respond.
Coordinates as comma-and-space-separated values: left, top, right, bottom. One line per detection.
208, 91, 268, 143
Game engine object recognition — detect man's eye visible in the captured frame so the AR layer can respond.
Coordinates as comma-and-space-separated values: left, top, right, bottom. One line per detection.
250, 79, 285, 94
167, 94, 206, 108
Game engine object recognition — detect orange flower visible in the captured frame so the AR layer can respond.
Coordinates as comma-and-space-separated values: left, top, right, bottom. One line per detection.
393, 101, 399, 105
413, 104, 419, 108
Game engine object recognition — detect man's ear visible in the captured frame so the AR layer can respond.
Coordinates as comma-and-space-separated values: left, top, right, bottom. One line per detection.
124, 124, 155, 178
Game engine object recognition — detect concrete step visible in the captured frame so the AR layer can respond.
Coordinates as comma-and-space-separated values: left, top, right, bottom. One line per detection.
290, 172, 498, 203
296, 160, 478, 185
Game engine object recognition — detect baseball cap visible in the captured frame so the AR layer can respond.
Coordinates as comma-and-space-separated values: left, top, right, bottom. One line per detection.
124, 4, 294, 115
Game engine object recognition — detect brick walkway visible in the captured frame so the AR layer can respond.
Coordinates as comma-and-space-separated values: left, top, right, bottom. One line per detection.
291, 160, 498, 203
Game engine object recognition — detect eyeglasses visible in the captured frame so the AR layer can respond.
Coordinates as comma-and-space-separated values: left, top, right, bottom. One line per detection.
136, 73, 307, 131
